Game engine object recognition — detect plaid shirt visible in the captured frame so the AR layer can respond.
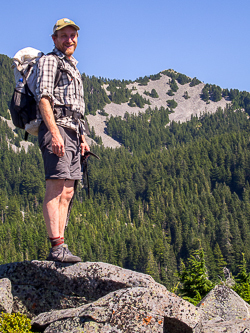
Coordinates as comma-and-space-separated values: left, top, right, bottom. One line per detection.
35, 47, 85, 128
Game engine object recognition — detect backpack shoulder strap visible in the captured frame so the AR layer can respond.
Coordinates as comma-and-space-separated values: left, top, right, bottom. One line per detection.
46, 52, 64, 88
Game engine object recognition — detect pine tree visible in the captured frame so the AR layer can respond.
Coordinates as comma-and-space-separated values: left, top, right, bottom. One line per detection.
213, 243, 227, 281
233, 253, 250, 304
178, 246, 214, 305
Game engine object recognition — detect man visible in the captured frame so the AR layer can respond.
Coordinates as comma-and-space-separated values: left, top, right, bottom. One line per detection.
36, 18, 89, 262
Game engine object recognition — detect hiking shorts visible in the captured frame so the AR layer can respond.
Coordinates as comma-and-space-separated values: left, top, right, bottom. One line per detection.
38, 122, 81, 180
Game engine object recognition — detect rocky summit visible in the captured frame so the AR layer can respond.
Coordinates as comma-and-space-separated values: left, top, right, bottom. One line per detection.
0, 261, 249, 332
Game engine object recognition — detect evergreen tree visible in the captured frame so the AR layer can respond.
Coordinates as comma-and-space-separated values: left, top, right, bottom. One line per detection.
233, 253, 250, 303
213, 243, 227, 281
178, 246, 214, 305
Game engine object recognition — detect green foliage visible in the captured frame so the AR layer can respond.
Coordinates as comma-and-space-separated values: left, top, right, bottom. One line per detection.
177, 73, 191, 85
161, 70, 191, 85
227, 89, 250, 116
128, 93, 151, 108
222, 88, 229, 97
144, 89, 159, 98
167, 89, 175, 96
167, 99, 178, 109
0, 54, 15, 119
106, 107, 170, 152
149, 73, 161, 81
169, 78, 178, 92
178, 247, 214, 305
107, 80, 132, 104
82, 74, 111, 115
201, 87, 210, 102
4, 53, 250, 291
190, 77, 201, 87
201, 84, 222, 102
161, 69, 177, 78
0, 312, 36, 333
99, 109, 109, 116
213, 243, 227, 281
136, 76, 150, 86
89, 126, 103, 145
233, 253, 250, 303
183, 91, 190, 99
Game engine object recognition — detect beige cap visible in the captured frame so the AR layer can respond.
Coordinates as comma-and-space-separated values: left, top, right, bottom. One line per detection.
53, 18, 80, 34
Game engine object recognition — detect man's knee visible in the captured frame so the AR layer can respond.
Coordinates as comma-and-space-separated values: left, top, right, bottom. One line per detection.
61, 180, 75, 203
62, 187, 74, 202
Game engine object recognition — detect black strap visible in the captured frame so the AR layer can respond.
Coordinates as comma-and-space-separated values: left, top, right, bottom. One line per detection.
53, 106, 82, 121
65, 151, 100, 228
46, 52, 64, 89
62, 108, 82, 120
81, 151, 100, 199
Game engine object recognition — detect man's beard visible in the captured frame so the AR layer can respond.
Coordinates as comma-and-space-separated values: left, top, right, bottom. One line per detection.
63, 43, 77, 56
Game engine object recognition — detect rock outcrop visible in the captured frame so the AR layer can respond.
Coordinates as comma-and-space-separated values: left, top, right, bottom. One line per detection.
0, 261, 200, 332
0, 278, 13, 314
0, 261, 250, 332
197, 284, 250, 332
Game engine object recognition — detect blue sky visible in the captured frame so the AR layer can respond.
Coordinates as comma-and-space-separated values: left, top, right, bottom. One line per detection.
2, 0, 250, 91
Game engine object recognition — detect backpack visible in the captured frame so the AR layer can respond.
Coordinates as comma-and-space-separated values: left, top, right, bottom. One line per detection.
10, 47, 63, 140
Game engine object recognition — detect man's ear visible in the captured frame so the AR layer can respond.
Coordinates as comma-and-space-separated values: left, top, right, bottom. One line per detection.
52, 35, 56, 43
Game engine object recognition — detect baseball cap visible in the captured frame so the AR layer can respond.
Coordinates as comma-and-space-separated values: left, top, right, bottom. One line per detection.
53, 18, 80, 34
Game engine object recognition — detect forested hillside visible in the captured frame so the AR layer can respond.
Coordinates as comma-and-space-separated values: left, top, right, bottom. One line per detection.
1, 53, 250, 290
0, 55, 15, 119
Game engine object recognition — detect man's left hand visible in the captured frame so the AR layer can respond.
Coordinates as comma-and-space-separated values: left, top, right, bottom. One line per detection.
80, 135, 90, 155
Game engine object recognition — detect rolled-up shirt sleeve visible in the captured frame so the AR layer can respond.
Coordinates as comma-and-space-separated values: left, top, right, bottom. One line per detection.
35, 55, 58, 104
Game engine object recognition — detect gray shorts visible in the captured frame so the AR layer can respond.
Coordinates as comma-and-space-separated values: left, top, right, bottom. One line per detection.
38, 122, 81, 180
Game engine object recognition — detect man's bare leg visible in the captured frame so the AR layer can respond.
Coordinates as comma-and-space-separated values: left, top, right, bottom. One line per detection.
44, 179, 81, 262
58, 180, 75, 237
43, 179, 74, 238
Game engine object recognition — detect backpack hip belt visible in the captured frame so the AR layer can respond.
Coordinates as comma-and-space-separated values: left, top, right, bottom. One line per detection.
53, 105, 82, 121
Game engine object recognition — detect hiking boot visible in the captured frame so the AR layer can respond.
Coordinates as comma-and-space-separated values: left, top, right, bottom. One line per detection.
47, 244, 82, 263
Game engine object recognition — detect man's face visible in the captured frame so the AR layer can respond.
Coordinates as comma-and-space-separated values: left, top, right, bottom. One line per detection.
52, 26, 78, 57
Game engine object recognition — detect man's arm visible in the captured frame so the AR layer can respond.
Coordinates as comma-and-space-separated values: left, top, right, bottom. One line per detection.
39, 97, 65, 157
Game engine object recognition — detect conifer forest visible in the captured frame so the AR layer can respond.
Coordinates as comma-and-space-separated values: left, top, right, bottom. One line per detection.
2, 53, 250, 302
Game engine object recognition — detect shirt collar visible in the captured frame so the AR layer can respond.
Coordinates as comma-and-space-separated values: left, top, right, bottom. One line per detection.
53, 47, 78, 66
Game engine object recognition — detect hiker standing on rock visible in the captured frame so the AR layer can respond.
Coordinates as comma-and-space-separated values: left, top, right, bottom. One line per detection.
35, 18, 89, 262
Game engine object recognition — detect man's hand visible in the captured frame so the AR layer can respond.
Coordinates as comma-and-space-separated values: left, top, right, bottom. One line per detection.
52, 131, 65, 157
80, 135, 90, 155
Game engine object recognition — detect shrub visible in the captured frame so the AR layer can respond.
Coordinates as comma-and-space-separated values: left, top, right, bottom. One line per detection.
136, 76, 150, 86
177, 74, 191, 85
144, 89, 159, 98
0, 312, 36, 333
167, 99, 178, 109
128, 93, 151, 108
161, 69, 176, 78
150, 89, 159, 98
161, 70, 191, 85
99, 109, 109, 116
201, 84, 222, 102
167, 90, 174, 96
169, 78, 178, 92
201, 88, 209, 102
150, 73, 161, 81
190, 77, 201, 87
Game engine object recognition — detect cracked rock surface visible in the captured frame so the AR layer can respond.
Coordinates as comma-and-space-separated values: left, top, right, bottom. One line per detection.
0, 278, 13, 313
0, 261, 200, 332
1, 261, 250, 332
